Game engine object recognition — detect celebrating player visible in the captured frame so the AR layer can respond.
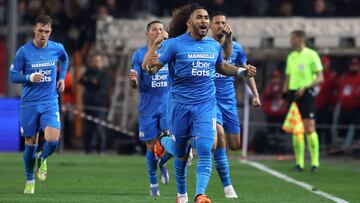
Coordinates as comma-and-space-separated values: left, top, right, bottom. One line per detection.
142, 4, 257, 203
210, 11, 261, 199
129, 20, 172, 196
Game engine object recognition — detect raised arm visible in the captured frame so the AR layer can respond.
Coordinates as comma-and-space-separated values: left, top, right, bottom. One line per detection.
216, 62, 257, 78
221, 24, 233, 60
141, 32, 168, 75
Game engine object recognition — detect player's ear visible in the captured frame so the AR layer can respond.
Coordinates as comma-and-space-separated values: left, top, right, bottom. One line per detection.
186, 19, 191, 28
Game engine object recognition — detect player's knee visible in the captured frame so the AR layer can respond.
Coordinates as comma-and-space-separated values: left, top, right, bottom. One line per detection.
216, 124, 226, 148
145, 139, 157, 151
227, 134, 240, 150
24, 136, 37, 145
228, 142, 239, 151
304, 122, 315, 134
44, 127, 61, 141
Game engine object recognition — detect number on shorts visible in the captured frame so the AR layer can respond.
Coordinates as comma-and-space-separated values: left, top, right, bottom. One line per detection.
212, 117, 216, 130
56, 112, 60, 122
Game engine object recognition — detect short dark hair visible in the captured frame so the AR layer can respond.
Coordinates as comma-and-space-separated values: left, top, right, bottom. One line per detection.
189, 3, 205, 15
146, 20, 163, 32
34, 15, 53, 27
211, 11, 226, 19
291, 30, 306, 38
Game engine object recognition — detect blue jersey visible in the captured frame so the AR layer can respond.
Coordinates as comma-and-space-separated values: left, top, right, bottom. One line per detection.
159, 33, 223, 104
131, 46, 169, 116
10, 40, 69, 105
215, 41, 247, 100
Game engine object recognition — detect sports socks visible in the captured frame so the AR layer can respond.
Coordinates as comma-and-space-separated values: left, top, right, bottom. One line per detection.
174, 157, 187, 195
160, 136, 176, 156
307, 131, 320, 167
292, 134, 304, 168
159, 152, 172, 168
195, 137, 213, 196
40, 141, 59, 161
146, 151, 158, 185
214, 147, 231, 187
24, 144, 38, 181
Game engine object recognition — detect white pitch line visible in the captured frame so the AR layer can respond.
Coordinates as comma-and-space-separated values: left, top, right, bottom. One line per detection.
241, 160, 349, 203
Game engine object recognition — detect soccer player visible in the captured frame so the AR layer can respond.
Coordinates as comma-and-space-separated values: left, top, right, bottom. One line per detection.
8, 15, 69, 194
210, 11, 261, 198
142, 4, 257, 203
282, 30, 324, 172
129, 20, 172, 196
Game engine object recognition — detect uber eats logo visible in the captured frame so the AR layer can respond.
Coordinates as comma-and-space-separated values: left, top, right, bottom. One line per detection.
191, 61, 211, 76
36, 69, 52, 82
151, 74, 167, 88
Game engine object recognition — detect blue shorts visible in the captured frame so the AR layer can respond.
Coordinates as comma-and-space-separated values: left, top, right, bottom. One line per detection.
20, 101, 60, 137
216, 98, 240, 134
167, 98, 216, 156
138, 113, 168, 142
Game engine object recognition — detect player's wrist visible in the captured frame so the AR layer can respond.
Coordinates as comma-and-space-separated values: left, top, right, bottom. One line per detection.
29, 73, 36, 82
25, 74, 31, 82
237, 67, 247, 77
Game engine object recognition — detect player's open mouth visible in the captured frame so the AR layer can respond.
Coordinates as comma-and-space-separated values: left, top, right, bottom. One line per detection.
199, 26, 207, 32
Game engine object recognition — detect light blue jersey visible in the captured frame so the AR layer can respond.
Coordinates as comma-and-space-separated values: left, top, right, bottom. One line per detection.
131, 46, 169, 116
215, 41, 247, 100
9, 40, 69, 105
131, 46, 169, 141
159, 33, 223, 104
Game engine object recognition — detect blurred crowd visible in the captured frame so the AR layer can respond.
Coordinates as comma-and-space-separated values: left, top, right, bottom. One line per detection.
1, 0, 360, 54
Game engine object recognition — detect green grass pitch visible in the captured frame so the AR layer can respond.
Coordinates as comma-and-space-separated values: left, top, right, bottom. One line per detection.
0, 153, 359, 202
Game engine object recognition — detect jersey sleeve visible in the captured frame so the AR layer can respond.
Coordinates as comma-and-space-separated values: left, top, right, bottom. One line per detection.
10, 47, 25, 73
215, 43, 223, 65
158, 39, 176, 66
9, 47, 29, 83
130, 50, 142, 76
311, 51, 323, 73
234, 43, 247, 66
285, 54, 291, 75
58, 43, 69, 80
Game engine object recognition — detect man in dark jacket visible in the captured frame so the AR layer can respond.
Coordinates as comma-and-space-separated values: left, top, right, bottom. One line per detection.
80, 51, 109, 154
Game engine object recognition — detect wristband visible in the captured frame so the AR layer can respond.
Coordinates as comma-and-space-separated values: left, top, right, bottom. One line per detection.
237, 67, 246, 77
29, 73, 36, 82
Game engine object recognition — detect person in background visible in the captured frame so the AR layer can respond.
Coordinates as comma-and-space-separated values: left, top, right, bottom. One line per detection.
336, 57, 360, 142
283, 30, 324, 172
262, 70, 288, 135
315, 55, 338, 151
80, 52, 109, 154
